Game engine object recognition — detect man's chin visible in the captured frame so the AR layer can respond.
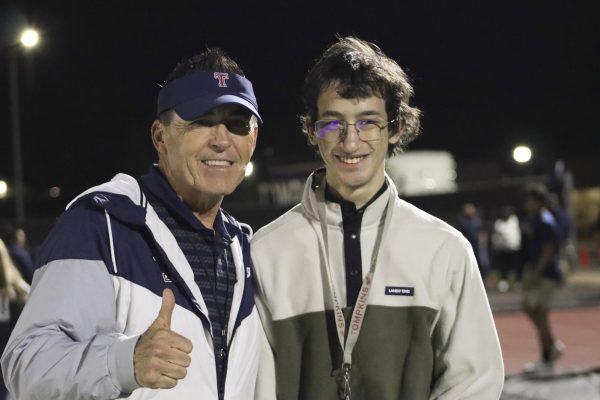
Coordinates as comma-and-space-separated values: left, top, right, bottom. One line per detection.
197, 182, 238, 197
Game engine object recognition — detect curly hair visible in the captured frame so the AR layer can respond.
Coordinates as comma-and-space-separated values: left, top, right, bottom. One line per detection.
301, 37, 421, 156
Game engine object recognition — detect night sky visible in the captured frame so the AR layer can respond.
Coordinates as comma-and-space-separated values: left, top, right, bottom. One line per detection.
1, 1, 599, 197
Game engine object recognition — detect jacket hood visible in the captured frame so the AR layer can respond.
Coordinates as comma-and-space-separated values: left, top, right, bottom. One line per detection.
66, 173, 148, 226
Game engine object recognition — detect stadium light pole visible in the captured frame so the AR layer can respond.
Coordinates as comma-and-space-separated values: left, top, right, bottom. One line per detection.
7, 27, 39, 225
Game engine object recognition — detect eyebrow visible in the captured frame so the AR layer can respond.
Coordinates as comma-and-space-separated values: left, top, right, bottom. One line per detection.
320, 110, 384, 118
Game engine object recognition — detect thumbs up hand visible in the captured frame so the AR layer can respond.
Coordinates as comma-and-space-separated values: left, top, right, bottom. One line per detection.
134, 288, 193, 389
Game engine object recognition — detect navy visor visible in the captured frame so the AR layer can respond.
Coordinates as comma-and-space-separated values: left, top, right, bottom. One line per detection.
157, 71, 262, 123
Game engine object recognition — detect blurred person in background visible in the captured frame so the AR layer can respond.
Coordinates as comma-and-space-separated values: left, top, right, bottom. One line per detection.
456, 202, 490, 282
251, 36, 503, 400
547, 193, 577, 274
0, 225, 34, 337
0, 239, 29, 400
521, 184, 565, 372
492, 206, 522, 292
0, 226, 34, 286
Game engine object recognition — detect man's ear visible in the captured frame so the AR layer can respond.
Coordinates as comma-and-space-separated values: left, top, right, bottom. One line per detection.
249, 126, 259, 156
151, 120, 167, 154
304, 119, 318, 145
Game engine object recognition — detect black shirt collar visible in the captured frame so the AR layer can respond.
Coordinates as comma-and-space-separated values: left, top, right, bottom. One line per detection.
324, 180, 389, 216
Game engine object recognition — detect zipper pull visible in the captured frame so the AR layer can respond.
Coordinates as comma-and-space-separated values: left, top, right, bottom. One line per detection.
219, 347, 227, 359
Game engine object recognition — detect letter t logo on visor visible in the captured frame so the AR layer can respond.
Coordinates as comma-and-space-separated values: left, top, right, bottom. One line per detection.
214, 72, 229, 87
156, 71, 262, 122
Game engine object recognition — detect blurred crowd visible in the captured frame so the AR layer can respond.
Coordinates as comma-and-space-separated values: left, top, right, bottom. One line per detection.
455, 182, 583, 371
455, 185, 583, 292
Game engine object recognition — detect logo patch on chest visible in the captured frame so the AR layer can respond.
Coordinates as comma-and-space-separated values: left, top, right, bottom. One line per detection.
385, 286, 415, 296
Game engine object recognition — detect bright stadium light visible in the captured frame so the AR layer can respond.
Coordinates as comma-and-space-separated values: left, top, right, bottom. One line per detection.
0, 180, 8, 199
513, 145, 532, 163
20, 29, 39, 48
245, 161, 254, 178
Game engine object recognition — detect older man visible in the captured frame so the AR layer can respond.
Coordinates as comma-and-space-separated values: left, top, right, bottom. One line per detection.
2, 48, 270, 400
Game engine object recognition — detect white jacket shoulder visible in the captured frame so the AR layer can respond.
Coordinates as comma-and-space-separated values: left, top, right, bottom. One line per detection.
251, 203, 306, 246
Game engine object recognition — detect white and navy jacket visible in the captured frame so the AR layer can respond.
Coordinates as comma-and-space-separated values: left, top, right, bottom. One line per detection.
1, 168, 266, 400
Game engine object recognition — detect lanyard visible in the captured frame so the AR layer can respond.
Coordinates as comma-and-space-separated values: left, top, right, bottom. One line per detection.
315, 180, 395, 381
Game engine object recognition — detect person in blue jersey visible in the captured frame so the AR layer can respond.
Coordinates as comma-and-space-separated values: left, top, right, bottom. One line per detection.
521, 184, 565, 372
2, 48, 273, 400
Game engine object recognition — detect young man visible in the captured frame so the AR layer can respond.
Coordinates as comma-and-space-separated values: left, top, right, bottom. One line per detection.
2, 49, 271, 400
521, 184, 564, 372
251, 37, 504, 399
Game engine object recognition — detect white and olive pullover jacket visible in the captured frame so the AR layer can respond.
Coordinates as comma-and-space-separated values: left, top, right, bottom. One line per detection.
251, 171, 504, 400
2, 169, 268, 400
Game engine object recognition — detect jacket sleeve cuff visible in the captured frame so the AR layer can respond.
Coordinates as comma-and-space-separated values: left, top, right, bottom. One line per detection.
107, 334, 141, 394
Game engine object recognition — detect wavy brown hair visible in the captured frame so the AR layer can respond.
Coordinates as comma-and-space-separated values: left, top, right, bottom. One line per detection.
301, 37, 421, 156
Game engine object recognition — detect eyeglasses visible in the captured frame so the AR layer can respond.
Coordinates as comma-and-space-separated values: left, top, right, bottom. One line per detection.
313, 118, 397, 142
190, 118, 254, 136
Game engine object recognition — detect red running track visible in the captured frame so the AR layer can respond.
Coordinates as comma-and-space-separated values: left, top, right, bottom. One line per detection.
494, 306, 600, 374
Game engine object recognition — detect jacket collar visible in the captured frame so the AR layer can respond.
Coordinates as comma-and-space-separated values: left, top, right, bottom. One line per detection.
302, 168, 398, 228
139, 165, 234, 240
